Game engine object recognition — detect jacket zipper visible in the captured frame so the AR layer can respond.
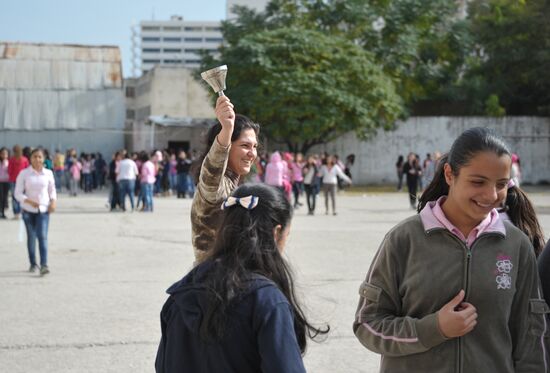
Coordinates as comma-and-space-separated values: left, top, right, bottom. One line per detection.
427, 230, 504, 373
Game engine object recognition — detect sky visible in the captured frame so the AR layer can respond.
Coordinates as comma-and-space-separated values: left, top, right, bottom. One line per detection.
1, 0, 227, 77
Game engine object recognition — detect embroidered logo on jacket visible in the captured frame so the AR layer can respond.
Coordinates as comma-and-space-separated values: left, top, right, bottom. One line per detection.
495, 255, 513, 290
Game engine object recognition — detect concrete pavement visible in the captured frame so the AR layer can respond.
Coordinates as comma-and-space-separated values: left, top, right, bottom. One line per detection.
1, 189, 549, 372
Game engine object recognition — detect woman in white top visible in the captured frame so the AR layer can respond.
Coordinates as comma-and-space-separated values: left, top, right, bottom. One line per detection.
319, 155, 351, 215
15, 148, 57, 276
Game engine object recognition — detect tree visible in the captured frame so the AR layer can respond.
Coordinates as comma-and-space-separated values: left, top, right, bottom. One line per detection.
464, 0, 550, 115
200, 27, 404, 153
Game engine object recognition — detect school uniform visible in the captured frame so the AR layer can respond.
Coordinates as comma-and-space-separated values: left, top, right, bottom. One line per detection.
354, 197, 548, 373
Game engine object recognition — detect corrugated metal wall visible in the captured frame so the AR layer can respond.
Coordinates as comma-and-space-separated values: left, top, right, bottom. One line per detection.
0, 42, 124, 131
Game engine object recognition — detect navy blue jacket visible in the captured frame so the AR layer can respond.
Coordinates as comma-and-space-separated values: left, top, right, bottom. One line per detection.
155, 262, 306, 373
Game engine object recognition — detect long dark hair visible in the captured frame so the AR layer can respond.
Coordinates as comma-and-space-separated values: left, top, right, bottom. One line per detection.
198, 183, 329, 352
191, 114, 260, 185
418, 127, 511, 212
502, 186, 545, 257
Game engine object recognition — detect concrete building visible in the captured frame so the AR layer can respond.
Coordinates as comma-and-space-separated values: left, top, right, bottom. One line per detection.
125, 66, 215, 152
0, 42, 125, 157
227, 0, 270, 19
137, 15, 223, 74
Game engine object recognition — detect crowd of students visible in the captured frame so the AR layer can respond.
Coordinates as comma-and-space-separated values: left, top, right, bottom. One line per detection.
105, 149, 195, 213
250, 151, 354, 216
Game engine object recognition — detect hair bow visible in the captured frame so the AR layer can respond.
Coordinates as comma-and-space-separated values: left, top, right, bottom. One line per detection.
221, 195, 259, 210
507, 179, 516, 188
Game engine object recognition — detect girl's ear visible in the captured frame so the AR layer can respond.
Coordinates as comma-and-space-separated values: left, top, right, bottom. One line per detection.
273, 224, 282, 243
443, 163, 454, 187
273, 224, 285, 254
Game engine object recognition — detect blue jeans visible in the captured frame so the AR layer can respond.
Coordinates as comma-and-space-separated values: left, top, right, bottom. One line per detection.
119, 179, 135, 210
177, 173, 189, 197
54, 170, 64, 192
22, 211, 49, 267
141, 183, 154, 211
83, 173, 92, 192
187, 175, 195, 197
169, 174, 178, 191
10, 182, 21, 215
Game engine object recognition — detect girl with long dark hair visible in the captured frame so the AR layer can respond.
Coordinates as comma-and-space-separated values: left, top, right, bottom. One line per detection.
156, 183, 329, 372
354, 127, 547, 372
190, 96, 259, 263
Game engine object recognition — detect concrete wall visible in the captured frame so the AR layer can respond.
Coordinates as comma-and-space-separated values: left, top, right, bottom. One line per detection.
309, 117, 550, 185
149, 67, 213, 118
126, 67, 215, 151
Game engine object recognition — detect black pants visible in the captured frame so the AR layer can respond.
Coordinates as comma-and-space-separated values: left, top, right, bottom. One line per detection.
407, 177, 418, 207
292, 181, 303, 207
110, 181, 121, 210
304, 184, 316, 213
0, 182, 9, 216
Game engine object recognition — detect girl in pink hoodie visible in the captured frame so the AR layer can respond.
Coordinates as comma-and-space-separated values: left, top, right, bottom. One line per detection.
264, 152, 284, 189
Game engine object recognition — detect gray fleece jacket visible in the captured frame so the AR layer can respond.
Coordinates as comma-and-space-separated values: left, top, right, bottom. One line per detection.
353, 212, 548, 373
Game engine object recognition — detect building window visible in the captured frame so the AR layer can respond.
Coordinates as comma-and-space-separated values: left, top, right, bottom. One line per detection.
163, 48, 182, 53
204, 26, 221, 32
164, 59, 183, 64
205, 38, 223, 43
163, 37, 182, 42
184, 26, 203, 32
126, 110, 135, 119
184, 37, 203, 42
185, 59, 201, 64
142, 48, 161, 53
143, 59, 161, 64
137, 106, 151, 119
125, 87, 135, 98
142, 37, 161, 42
142, 26, 161, 31
184, 49, 202, 53
163, 26, 182, 32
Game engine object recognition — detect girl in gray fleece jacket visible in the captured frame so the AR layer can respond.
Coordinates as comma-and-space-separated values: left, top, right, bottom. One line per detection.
354, 127, 548, 373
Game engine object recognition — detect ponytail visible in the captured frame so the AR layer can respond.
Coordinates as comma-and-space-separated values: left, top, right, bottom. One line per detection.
503, 186, 545, 257
417, 154, 449, 213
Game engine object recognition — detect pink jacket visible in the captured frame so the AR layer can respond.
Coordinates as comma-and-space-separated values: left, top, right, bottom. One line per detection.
265, 152, 284, 187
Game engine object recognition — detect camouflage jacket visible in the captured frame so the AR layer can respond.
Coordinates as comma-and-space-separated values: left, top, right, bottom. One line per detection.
190, 138, 239, 263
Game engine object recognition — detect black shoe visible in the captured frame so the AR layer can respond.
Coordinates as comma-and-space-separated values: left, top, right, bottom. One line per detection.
40, 266, 50, 276
29, 264, 39, 273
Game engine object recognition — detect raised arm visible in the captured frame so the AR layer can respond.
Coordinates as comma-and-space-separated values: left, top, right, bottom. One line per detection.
196, 96, 236, 202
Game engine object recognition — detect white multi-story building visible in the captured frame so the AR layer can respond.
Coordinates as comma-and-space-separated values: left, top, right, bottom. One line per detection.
226, 0, 270, 20
137, 15, 223, 74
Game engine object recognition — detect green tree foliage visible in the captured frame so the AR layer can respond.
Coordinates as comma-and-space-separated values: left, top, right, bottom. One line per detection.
223, 0, 467, 106
201, 27, 403, 153
465, 0, 550, 115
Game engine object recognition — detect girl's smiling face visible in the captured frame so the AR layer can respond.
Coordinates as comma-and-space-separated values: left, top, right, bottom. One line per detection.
227, 128, 258, 176
444, 151, 511, 226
